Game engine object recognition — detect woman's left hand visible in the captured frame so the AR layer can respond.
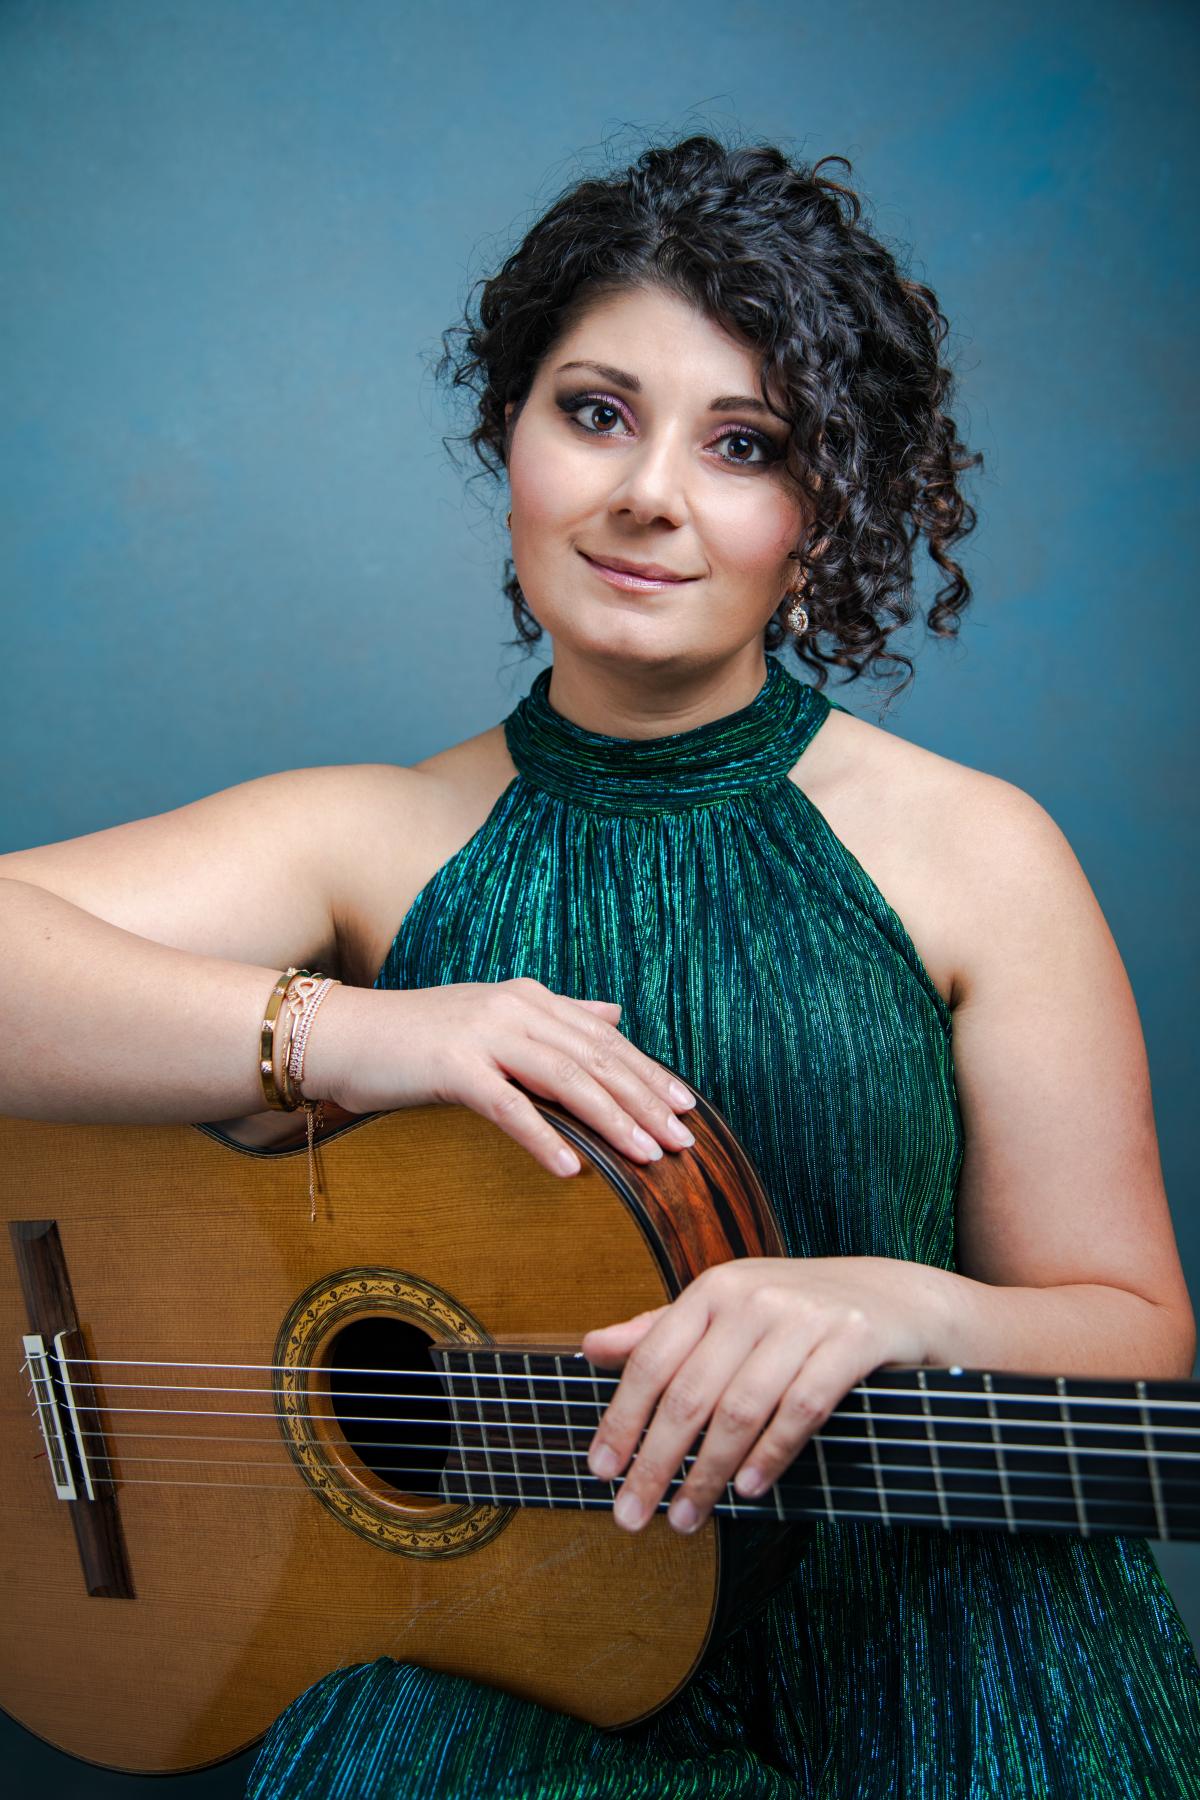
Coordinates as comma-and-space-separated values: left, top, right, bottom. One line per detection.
580, 1255, 949, 1534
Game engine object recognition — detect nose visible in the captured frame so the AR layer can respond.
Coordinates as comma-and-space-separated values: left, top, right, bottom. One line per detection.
606, 429, 691, 529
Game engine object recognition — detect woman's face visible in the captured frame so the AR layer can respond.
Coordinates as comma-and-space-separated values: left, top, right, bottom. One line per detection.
503, 284, 807, 682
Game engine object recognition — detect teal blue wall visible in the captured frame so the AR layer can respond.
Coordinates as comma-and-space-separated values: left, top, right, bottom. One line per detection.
2, 1, 1196, 1791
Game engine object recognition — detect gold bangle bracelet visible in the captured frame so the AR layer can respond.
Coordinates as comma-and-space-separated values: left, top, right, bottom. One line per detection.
259, 967, 314, 1111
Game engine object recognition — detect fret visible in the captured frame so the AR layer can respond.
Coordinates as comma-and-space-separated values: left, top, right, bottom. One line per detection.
557, 1355, 587, 1509
524, 1352, 555, 1509
930, 1370, 1039, 1530
813, 1383, 887, 1522
467, 1353, 505, 1506
586, 1356, 617, 1513
769, 1465, 787, 1522
1139, 1381, 1197, 1539
1055, 1377, 1090, 1538
1137, 1378, 1170, 1541
882, 1366, 997, 1527
916, 1368, 951, 1530
982, 1372, 1017, 1534
858, 1383, 889, 1526
771, 1424, 835, 1523
1063, 1375, 1163, 1537
493, 1351, 525, 1506
438, 1355, 475, 1509
811, 1428, 835, 1521
864, 1369, 983, 1525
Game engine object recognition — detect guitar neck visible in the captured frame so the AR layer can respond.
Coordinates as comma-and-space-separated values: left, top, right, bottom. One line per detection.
433, 1349, 1200, 1542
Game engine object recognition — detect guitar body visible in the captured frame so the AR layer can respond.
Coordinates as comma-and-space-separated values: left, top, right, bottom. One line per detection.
0, 1096, 798, 1773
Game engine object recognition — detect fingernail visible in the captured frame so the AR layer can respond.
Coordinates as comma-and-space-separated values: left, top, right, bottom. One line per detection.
613, 1488, 646, 1530
631, 1127, 663, 1160
669, 1081, 697, 1109
555, 1147, 581, 1175
590, 1443, 619, 1480
735, 1467, 766, 1497
665, 1117, 695, 1148
669, 1496, 700, 1533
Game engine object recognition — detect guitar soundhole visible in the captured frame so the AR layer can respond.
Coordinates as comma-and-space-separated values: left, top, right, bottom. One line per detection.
326, 1317, 452, 1498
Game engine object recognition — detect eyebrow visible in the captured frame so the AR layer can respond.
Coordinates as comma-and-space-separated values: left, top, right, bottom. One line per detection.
555, 360, 783, 422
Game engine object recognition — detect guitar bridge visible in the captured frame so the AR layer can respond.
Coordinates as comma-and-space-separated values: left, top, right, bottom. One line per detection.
10, 1218, 133, 1598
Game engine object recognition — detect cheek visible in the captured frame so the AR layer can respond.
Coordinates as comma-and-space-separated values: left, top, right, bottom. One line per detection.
708, 487, 804, 581
508, 420, 591, 528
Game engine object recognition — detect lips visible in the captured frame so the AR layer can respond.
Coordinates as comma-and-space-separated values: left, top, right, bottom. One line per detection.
579, 551, 698, 582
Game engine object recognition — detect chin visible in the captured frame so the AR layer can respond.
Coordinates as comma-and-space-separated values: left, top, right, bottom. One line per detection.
565, 630, 706, 678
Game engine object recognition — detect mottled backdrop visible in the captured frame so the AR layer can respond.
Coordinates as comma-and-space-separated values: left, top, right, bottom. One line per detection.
1, 1, 1196, 1793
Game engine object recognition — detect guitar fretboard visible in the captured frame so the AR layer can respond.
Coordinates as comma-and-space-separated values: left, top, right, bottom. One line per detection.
432, 1349, 1200, 1541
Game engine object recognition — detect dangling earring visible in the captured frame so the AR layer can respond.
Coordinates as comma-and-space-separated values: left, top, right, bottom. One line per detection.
784, 576, 809, 636
505, 509, 512, 530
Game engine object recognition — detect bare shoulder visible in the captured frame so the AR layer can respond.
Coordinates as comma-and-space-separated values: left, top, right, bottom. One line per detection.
0, 730, 516, 992
332, 722, 518, 986
795, 703, 1091, 1013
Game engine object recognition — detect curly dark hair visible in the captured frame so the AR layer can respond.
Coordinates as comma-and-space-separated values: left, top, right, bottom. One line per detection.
434, 132, 983, 703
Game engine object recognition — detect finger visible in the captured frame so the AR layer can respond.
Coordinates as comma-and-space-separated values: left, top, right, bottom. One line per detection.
471, 1069, 584, 1177
606, 1320, 764, 1532
584, 1297, 713, 1487
546, 995, 698, 1114
663, 1331, 818, 1530
730, 1336, 874, 1501
537, 1015, 699, 1150
505, 1034, 692, 1164
581, 1307, 669, 1366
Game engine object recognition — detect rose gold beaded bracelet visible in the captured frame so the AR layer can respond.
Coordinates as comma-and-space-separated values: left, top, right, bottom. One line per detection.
258, 968, 344, 1221
287, 976, 339, 1093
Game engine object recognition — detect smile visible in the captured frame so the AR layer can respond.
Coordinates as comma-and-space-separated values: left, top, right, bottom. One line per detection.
578, 551, 699, 592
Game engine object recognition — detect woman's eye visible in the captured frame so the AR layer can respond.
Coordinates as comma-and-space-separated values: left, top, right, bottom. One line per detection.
557, 393, 781, 467
712, 428, 776, 466
560, 394, 631, 436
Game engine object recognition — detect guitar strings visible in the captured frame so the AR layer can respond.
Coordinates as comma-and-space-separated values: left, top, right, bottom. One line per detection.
39, 1355, 1200, 1414
32, 1395, 1200, 1508
42, 1464, 1178, 1532
21, 1457, 1199, 1534
25, 1363, 1200, 1515
27, 1385, 1200, 1444
58, 1419, 1200, 1493
25, 1392, 1200, 1525
25, 1368, 1200, 1440
32, 1397, 1200, 1466
54, 1436, 1200, 1504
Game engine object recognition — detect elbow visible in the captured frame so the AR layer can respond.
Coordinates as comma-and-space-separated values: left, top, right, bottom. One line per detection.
1151, 1296, 1196, 1380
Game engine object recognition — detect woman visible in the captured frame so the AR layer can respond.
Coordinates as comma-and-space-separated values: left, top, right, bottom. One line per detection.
4, 137, 1198, 1796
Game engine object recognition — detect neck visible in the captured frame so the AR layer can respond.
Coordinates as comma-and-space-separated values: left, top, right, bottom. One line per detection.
543, 646, 772, 740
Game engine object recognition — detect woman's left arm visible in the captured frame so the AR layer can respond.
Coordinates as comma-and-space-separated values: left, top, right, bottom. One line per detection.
582, 776, 1197, 1534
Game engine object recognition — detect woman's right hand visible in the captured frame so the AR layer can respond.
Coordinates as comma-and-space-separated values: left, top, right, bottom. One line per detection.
304, 979, 698, 1177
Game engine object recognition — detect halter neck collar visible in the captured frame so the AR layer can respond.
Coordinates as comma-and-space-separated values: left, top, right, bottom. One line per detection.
503, 658, 831, 814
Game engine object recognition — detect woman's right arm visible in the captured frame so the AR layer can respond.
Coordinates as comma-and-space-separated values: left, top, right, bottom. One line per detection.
0, 764, 697, 1173
0, 764, 375, 1124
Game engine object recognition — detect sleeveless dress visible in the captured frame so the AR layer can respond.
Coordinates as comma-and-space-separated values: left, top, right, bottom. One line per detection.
247, 658, 1200, 1799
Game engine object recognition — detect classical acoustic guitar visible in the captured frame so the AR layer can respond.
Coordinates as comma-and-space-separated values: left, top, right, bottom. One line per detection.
2, 1091, 1197, 1774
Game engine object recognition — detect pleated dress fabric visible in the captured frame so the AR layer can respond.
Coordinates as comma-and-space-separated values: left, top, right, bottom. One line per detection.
246, 658, 1200, 1799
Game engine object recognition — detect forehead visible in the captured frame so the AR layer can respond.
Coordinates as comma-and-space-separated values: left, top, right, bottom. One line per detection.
546, 286, 766, 395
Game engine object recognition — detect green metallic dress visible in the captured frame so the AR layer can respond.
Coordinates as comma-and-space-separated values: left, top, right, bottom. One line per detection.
247, 657, 1200, 1799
